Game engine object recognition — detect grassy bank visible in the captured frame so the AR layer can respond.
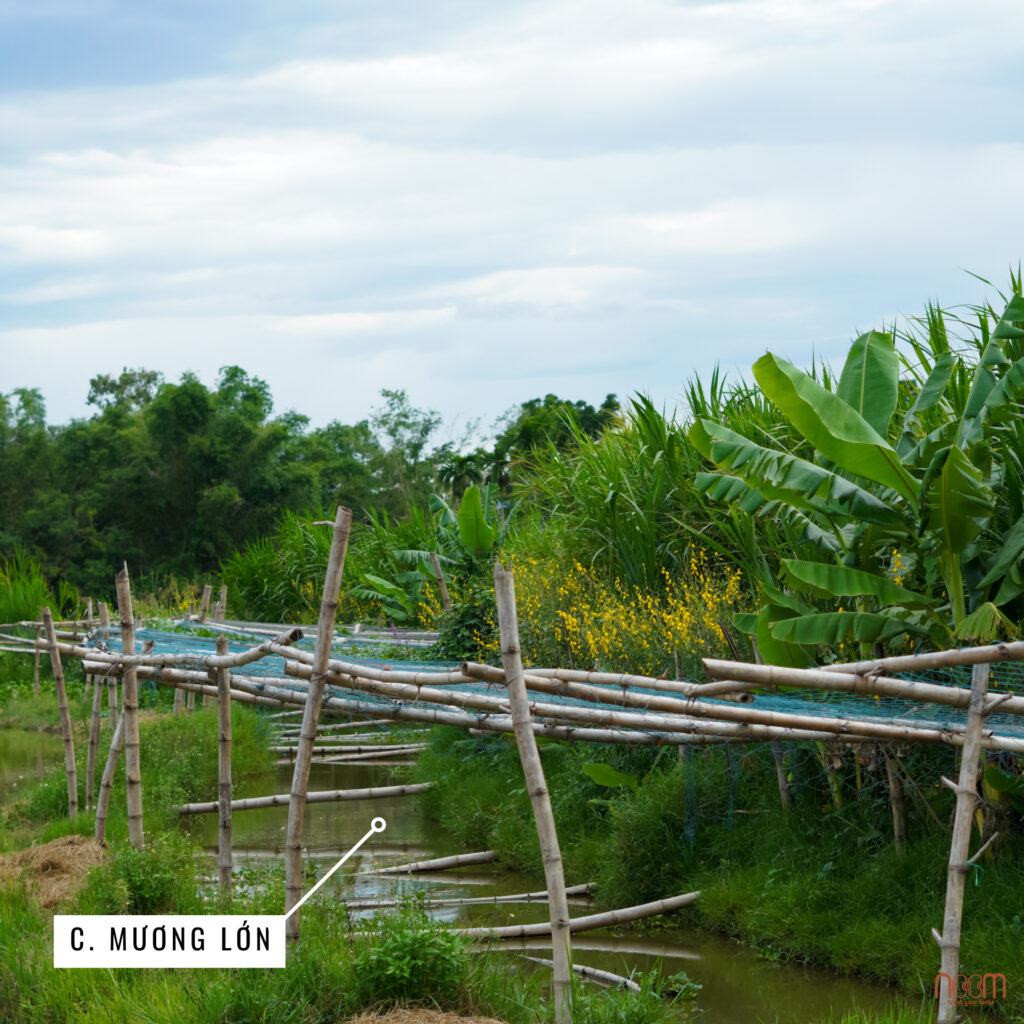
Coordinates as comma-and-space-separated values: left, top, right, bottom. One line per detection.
413, 729, 1024, 1020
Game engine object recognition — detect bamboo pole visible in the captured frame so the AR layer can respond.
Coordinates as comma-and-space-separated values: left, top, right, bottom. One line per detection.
86, 666, 104, 810
114, 565, 144, 850
41, 607, 77, 819
215, 635, 232, 896
285, 506, 352, 943
177, 782, 434, 815
373, 850, 497, 875
494, 561, 572, 1024
94, 716, 125, 842
703, 657, 1024, 717
218, 584, 228, 621
935, 663, 989, 1024
173, 682, 185, 715
828, 640, 1024, 677
345, 883, 592, 911
86, 598, 94, 623
523, 957, 642, 994
99, 602, 110, 629
187, 687, 195, 712
32, 625, 40, 697
430, 552, 452, 610
199, 584, 212, 623
882, 746, 907, 854
452, 891, 700, 940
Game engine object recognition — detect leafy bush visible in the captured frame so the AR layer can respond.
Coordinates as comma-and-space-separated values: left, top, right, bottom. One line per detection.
350, 909, 467, 1005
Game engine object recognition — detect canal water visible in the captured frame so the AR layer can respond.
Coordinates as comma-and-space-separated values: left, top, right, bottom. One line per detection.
0, 728, 65, 802
187, 756, 907, 1024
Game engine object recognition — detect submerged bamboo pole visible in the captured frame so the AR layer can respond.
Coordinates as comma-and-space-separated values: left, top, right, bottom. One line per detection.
935, 663, 989, 1023
344, 883, 592, 911
199, 584, 212, 623
523, 957, 642, 994
494, 561, 572, 1024
216, 636, 232, 896
453, 891, 700, 940
41, 607, 77, 819
86, 666, 104, 810
178, 782, 434, 815
94, 716, 125, 842
373, 850, 497, 875
430, 552, 452, 610
115, 565, 144, 850
285, 506, 352, 943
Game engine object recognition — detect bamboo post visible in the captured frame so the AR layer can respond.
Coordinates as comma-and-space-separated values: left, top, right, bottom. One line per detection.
493, 560, 572, 1024
32, 625, 41, 697
86, 668, 104, 809
216, 635, 232, 896
935, 662, 989, 1023
882, 747, 907, 854
86, 598, 94, 623
199, 584, 212, 623
219, 584, 228, 621
285, 506, 353, 943
94, 716, 125, 842
430, 553, 452, 610
173, 684, 185, 715
115, 565, 144, 850
99, 601, 110, 629
41, 607, 78, 819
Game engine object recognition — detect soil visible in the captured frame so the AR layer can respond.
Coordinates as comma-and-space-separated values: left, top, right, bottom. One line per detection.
346, 1011, 509, 1024
0, 833, 107, 907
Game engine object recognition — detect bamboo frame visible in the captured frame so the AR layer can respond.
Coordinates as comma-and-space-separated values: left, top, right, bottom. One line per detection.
285, 506, 352, 943
115, 565, 144, 849
41, 607, 77, 819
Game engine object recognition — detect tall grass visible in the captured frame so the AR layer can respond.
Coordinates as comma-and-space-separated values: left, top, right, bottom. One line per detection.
0, 550, 78, 622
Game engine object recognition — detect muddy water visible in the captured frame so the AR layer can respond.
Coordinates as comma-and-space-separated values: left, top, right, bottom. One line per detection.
0, 729, 65, 802
188, 757, 905, 1023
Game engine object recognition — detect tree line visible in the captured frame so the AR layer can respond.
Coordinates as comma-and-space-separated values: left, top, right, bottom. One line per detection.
0, 365, 617, 596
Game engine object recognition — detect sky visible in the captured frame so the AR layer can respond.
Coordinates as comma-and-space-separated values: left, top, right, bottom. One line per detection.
1, 0, 1023, 438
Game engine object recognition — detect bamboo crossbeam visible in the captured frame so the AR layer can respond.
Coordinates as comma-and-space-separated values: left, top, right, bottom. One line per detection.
825, 640, 1024, 677
703, 658, 1024, 717
373, 850, 498, 875
528, 666, 755, 702
177, 782, 435, 815
451, 891, 700, 940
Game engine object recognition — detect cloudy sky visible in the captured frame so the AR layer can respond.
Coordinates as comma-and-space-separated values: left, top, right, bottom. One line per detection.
1, 0, 1022, 436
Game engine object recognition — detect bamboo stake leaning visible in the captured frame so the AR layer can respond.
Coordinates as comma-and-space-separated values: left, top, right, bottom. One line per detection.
935, 662, 990, 1024
494, 560, 573, 1024
216, 636, 232, 896
32, 625, 41, 697
430, 552, 452, 610
285, 506, 352, 943
86, 666, 104, 809
115, 565, 144, 850
199, 584, 212, 623
41, 607, 77, 819
94, 716, 125, 842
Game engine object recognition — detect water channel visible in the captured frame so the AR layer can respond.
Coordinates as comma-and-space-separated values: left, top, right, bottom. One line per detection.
183, 752, 905, 1024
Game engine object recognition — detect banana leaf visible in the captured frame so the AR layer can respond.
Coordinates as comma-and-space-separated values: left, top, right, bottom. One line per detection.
456, 484, 497, 559
780, 559, 932, 606
755, 602, 809, 667
770, 611, 923, 645
753, 353, 919, 504
837, 330, 899, 436
690, 419, 901, 525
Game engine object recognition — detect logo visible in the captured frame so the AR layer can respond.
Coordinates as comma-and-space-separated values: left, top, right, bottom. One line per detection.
934, 972, 1007, 1008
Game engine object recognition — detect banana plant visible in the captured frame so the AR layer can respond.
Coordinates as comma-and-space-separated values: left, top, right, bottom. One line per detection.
690, 291, 1024, 656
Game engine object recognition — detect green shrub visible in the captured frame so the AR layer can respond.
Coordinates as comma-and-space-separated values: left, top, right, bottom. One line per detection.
350, 909, 467, 1006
